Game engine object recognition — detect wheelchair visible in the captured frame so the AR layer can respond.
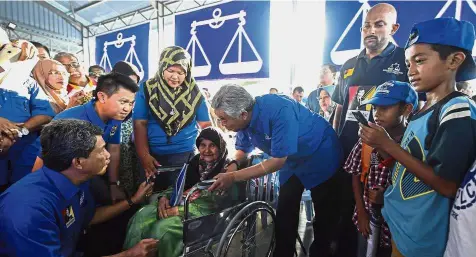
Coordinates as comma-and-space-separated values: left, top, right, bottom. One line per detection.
149, 165, 277, 257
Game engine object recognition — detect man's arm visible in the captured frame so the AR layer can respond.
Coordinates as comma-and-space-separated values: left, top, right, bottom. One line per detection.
104, 239, 159, 257
107, 144, 123, 202
23, 115, 52, 132
2, 206, 62, 257
91, 182, 153, 225
382, 140, 458, 197
333, 104, 343, 131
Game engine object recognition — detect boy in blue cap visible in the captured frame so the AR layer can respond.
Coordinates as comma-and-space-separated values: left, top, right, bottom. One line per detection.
344, 81, 417, 257
359, 17, 476, 257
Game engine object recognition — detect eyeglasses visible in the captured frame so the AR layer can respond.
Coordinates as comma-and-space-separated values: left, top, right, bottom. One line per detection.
48, 70, 69, 77
63, 62, 81, 69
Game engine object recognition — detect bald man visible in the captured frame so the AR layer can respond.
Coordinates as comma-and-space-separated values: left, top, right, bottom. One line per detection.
330, 3, 409, 257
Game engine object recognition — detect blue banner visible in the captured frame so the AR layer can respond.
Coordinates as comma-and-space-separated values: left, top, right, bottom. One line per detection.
175, 1, 270, 81
323, 0, 476, 66
96, 23, 150, 82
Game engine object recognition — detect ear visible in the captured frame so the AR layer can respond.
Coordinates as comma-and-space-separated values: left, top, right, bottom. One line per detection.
97, 91, 108, 103
403, 103, 414, 118
448, 52, 466, 71
390, 23, 400, 35
240, 111, 249, 120
72, 157, 83, 170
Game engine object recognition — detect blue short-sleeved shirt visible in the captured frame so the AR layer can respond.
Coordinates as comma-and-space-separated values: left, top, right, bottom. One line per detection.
133, 83, 210, 155
54, 100, 122, 145
0, 77, 55, 123
235, 94, 342, 189
0, 166, 95, 257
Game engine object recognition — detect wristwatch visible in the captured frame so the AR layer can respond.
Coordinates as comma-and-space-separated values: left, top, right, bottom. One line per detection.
20, 127, 29, 136
109, 180, 121, 186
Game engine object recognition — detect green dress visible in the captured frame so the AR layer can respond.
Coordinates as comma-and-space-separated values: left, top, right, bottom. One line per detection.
123, 154, 236, 257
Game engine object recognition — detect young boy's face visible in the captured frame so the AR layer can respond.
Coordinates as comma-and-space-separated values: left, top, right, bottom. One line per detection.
405, 44, 451, 93
372, 104, 406, 129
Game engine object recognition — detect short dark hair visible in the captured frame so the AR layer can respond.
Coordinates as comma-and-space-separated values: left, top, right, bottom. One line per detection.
430, 44, 472, 75
323, 63, 337, 74
93, 73, 139, 99
31, 41, 50, 57
89, 65, 105, 73
41, 119, 103, 171
269, 87, 278, 92
293, 86, 304, 94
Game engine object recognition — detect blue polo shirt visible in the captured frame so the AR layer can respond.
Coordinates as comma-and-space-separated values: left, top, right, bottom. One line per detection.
54, 100, 122, 145
0, 77, 55, 123
235, 94, 343, 189
0, 166, 95, 257
332, 42, 408, 157
133, 83, 210, 155
0, 77, 55, 184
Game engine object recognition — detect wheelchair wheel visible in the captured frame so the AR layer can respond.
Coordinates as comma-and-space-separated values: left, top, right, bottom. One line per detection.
215, 201, 276, 257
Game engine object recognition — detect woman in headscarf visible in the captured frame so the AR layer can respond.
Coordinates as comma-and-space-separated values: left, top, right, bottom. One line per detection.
124, 127, 239, 257
317, 85, 337, 123
32, 59, 72, 114
133, 46, 211, 190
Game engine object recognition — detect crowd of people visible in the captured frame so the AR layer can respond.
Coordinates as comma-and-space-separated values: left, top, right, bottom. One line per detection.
0, 2, 476, 257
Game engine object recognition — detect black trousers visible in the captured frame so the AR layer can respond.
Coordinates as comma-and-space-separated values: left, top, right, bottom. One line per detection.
334, 171, 358, 257
273, 174, 339, 257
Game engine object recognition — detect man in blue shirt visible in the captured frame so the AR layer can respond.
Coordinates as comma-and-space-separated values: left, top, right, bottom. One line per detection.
0, 75, 55, 189
34, 73, 137, 203
209, 84, 343, 257
0, 119, 157, 257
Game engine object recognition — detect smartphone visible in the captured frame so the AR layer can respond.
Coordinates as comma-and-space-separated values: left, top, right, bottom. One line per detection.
352, 111, 370, 127
197, 179, 216, 190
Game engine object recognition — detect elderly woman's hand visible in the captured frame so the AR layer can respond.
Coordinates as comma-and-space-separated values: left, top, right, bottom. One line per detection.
158, 196, 179, 219
208, 172, 235, 192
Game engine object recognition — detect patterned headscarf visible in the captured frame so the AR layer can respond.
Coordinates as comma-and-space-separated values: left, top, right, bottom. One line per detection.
144, 46, 203, 139
196, 127, 228, 181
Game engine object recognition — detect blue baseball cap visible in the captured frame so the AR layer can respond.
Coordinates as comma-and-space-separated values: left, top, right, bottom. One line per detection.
361, 81, 418, 112
405, 17, 476, 82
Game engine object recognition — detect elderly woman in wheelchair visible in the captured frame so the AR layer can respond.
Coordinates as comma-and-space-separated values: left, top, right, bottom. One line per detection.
124, 127, 243, 256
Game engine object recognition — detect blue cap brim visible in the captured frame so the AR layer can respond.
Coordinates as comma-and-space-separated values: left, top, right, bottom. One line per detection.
457, 55, 476, 82
360, 97, 401, 107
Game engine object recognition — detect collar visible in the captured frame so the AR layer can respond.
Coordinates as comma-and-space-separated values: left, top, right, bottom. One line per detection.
247, 97, 261, 131
357, 42, 396, 59
42, 166, 79, 200
85, 100, 106, 127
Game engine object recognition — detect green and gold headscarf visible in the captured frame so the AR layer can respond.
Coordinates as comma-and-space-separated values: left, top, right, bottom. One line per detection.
144, 46, 203, 139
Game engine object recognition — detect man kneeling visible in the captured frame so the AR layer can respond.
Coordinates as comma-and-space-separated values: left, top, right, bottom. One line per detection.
0, 119, 157, 257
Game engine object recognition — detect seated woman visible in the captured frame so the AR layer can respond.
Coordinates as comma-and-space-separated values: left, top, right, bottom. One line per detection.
124, 127, 240, 257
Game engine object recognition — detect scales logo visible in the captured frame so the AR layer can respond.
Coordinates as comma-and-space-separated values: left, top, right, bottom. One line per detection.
185, 8, 263, 78
330, 0, 476, 65
99, 32, 145, 80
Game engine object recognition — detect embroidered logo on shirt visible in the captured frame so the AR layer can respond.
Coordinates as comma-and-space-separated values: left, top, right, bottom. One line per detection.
110, 125, 118, 137
264, 133, 271, 140
383, 63, 403, 75
343, 68, 354, 79
63, 205, 76, 228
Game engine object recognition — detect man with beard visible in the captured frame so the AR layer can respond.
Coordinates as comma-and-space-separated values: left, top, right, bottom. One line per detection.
330, 3, 408, 256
